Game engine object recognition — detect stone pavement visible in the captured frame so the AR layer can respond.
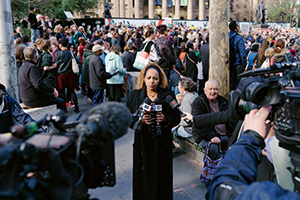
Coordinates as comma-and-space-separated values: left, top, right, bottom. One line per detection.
68, 91, 207, 200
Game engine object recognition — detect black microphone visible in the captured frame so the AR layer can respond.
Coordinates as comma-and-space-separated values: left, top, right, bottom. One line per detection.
165, 95, 191, 124
133, 97, 152, 132
79, 102, 133, 142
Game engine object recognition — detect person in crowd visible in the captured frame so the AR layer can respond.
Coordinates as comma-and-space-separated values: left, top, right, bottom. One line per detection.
54, 39, 79, 113
229, 21, 247, 90
255, 39, 269, 68
170, 47, 184, 96
18, 46, 65, 110
52, 17, 58, 28
68, 30, 76, 47
246, 43, 259, 71
78, 37, 86, 65
264, 38, 291, 63
123, 43, 137, 71
206, 106, 300, 200
34, 38, 43, 56
199, 34, 209, 94
134, 32, 143, 49
105, 45, 127, 102
179, 43, 187, 63
15, 27, 23, 39
126, 63, 181, 200
74, 26, 87, 46
138, 27, 156, 53
150, 24, 175, 79
36, 14, 44, 38
89, 45, 118, 106
174, 77, 198, 138
39, 39, 57, 87
126, 33, 134, 46
0, 84, 36, 134
191, 80, 235, 159
21, 35, 30, 47
111, 32, 121, 47
21, 16, 28, 29
185, 42, 201, 83
15, 44, 26, 77
81, 42, 94, 99
28, 6, 37, 43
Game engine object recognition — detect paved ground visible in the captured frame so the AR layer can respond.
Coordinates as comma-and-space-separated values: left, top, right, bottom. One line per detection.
68, 91, 207, 200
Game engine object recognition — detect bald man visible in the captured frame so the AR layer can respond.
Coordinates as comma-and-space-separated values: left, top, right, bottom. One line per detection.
191, 80, 235, 159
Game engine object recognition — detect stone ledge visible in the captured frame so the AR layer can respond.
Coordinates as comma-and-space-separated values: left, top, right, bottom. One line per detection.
173, 135, 204, 164
20, 103, 57, 121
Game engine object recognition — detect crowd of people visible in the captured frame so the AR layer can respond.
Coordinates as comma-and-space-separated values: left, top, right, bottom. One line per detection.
9, 5, 300, 199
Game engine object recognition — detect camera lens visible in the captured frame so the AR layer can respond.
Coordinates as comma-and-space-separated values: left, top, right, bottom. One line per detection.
245, 82, 281, 105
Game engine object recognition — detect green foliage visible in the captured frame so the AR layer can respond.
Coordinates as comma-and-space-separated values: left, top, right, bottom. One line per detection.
268, 0, 298, 23
11, 0, 99, 23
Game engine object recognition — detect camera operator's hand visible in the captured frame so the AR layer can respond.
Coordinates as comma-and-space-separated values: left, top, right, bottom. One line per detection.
244, 106, 272, 139
141, 113, 152, 125
211, 136, 221, 144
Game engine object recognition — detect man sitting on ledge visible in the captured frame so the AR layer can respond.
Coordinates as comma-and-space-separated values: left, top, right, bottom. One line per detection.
18, 46, 65, 111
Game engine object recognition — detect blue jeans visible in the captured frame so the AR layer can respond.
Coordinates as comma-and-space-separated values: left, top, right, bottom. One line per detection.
47, 96, 66, 111
31, 29, 37, 43
92, 89, 104, 107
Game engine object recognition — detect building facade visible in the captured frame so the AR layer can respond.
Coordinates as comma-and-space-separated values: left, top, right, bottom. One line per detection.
74, 0, 278, 22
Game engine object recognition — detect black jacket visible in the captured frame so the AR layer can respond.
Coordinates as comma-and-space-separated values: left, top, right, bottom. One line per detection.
123, 51, 137, 71
54, 50, 73, 75
192, 93, 235, 144
89, 53, 112, 90
28, 12, 37, 29
185, 49, 201, 82
200, 42, 209, 75
18, 60, 54, 108
126, 86, 180, 200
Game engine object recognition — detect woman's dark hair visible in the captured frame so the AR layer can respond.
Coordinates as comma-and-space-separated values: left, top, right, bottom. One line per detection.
174, 47, 181, 59
21, 35, 29, 43
157, 25, 167, 35
186, 42, 194, 50
179, 77, 197, 92
59, 38, 69, 47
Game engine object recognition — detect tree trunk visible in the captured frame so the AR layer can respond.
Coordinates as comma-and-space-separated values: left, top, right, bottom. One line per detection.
209, 0, 229, 98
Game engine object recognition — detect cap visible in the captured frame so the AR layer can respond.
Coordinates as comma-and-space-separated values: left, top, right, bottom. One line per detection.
92, 45, 105, 52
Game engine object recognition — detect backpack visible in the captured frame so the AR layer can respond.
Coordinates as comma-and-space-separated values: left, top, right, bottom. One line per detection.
229, 33, 238, 65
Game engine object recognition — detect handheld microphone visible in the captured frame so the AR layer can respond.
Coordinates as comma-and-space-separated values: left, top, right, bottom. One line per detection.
153, 98, 162, 136
133, 97, 151, 132
166, 95, 191, 124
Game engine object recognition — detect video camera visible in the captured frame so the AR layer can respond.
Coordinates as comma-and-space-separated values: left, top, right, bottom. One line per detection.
0, 102, 132, 200
229, 61, 300, 192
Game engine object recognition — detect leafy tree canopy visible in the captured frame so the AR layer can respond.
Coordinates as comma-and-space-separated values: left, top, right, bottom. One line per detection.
11, 0, 99, 24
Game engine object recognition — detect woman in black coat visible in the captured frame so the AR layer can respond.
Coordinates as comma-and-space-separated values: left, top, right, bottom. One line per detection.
126, 63, 181, 200
185, 42, 201, 83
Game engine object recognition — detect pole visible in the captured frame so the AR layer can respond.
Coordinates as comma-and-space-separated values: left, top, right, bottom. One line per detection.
0, 1, 19, 101
209, 0, 229, 97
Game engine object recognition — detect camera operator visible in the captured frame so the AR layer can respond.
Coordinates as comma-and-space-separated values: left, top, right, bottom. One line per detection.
190, 80, 235, 159
206, 106, 300, 200
0, 84, 36, 133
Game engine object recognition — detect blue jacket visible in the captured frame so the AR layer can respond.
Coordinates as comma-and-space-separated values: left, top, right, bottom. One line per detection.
105, 52, 127, 85
229, 31, 247, 67
206, 130, 300, 200
0, 85, 34, 133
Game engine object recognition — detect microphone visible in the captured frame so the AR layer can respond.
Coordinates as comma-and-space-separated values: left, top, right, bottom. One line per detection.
153, 98, 162, 136
81, 102, 133, 142
133, 97, 151, 132
166, 95, 191, 124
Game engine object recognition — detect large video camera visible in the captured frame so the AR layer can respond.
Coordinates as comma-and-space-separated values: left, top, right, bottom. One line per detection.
229, 62, 300, 150
229, 61, 300, 191
0, 102, 132, 200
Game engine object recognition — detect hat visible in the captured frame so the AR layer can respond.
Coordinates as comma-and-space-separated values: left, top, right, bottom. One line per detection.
29, 6, 35, 11
92, 45, 105, 52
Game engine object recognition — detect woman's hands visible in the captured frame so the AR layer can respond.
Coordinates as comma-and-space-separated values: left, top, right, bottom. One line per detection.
141, 112, 167, 125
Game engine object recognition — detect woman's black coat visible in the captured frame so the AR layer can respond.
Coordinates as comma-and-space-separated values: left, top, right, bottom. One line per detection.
185, 49, 201, 83
126, 86, 181, 200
